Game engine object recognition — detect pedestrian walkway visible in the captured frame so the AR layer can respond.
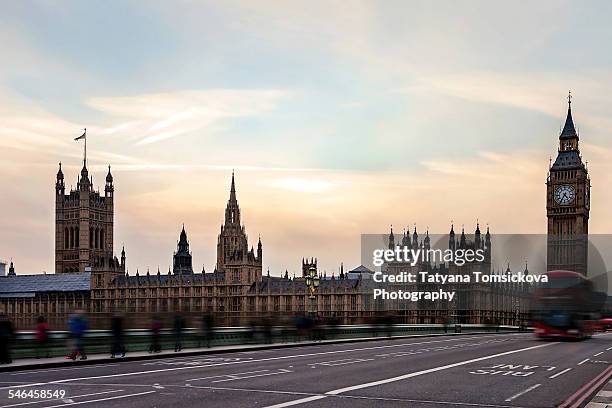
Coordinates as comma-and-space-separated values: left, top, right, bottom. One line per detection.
0, 330, 491, 372
586, 379, 612, 408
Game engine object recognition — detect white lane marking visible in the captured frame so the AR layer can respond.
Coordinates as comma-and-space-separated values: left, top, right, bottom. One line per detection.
0, 390, 124, 408
594, 352, 604, 357
10, 364, 121, 376
0, 334, 524, 389
187, 370, 271, 382
607, 346, 612, 351
376, 339, 510, 358
0, 383, 47, 391
264, 342, 555, 408
266, 395, 327, 407
212, 369, 292, 383
549, 368, 572, 379
504, 383, 542, 402
308, 358, 373, 367
33, 391, 155, 408
578, 358, 590, 365
332, 393, 526, 407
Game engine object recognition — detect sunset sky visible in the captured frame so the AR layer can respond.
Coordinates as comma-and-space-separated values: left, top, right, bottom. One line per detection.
2, 1, 612, 277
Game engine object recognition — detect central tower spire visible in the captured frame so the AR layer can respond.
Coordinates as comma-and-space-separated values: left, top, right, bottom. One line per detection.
225, 170, 241, 226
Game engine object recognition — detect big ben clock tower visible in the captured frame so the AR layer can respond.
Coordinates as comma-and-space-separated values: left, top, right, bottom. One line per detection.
546, 92, 590, 275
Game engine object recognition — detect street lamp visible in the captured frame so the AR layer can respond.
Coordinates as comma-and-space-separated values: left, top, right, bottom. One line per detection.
305, 266, 320, 318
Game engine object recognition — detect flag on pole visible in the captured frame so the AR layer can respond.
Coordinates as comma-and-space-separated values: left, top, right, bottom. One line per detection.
74, 129, 86, 141
75, 128, 87, 166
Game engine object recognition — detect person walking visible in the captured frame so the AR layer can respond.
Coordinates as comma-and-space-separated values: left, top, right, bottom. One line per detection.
0, 313, 14, 364
173, 313, 185, 352
35, 316, 50, 359
67, 310, 88, 360
110, 312, 126, 358
149, 316, 162, 353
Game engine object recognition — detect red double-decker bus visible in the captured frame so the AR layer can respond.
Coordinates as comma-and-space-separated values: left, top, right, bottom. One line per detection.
531, 270, 596, 340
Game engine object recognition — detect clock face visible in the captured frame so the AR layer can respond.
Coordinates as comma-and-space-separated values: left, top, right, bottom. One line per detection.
554, 185, 576, 205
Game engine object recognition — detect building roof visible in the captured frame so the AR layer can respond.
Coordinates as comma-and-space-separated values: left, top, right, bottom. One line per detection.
112, 271, 225, 286
0, 272, 91, 297
551, 150, 584, 170
349, 265, 373, 274
560, 104, 578, 140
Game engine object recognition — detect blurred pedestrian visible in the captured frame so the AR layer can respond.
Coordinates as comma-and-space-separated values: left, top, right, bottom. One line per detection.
149, 316, 162, 353
0, 313, 14, 364
67, 310, 88, 360
200, 313, 214, 348
173, 313, 185, 352
35, 316, 50, 359
110, 312, 126, 358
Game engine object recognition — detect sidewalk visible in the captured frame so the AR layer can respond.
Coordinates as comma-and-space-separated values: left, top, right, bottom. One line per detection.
586, 376, 612, 408
0, 330, 502, 372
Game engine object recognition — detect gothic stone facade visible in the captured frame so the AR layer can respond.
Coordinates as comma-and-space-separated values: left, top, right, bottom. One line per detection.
546, 96, 590, 275
2, 99, 583, 328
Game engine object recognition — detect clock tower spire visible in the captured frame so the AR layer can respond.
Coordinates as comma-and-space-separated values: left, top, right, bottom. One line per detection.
546, 92, 590, 275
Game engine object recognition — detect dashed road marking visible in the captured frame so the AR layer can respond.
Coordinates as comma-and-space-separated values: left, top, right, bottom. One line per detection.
505, 383, 541, 402
308, 358, 373, 367
0, 334, 526, 390
264, 342, 555, 408
550, 368, 572, 379
187, 369, 292, 383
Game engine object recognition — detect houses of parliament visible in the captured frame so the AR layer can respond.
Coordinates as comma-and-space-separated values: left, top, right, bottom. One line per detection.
0, 97, 590, 329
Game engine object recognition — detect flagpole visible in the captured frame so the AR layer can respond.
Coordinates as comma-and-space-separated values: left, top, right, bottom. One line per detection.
84, 128, 87, 167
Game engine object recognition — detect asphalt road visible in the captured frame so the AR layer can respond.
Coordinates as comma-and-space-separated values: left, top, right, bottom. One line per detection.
0, 332, 610, 408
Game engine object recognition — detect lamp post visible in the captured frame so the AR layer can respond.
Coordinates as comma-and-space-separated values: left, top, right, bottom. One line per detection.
305, 266, 320, 319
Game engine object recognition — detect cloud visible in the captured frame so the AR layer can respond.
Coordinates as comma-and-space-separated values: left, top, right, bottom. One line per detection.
86, 89, 289, 145
269, 177, 334, 193
404, 71, 612, 134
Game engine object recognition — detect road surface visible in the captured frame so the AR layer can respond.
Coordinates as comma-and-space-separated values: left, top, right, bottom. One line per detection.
0, 332, 610, 408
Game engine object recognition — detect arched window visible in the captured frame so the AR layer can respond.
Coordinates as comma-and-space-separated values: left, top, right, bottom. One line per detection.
95, 228, 99, 249
75, 227, 79, 248
65, 228, 69, 249
89, 227, 94, 249
100, 229, 105, 250
69, 227, 74, 248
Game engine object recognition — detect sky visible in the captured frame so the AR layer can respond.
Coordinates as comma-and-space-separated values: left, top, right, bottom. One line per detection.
2, 0, 612, 277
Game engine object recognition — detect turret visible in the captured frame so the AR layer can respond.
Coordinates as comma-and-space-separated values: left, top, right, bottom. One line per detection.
475, 221, 481, 249
458, 225, 466, 249
257, 235, 262, 262
78, 164, 91, 192
56, 162, 65, 195
449, 223, 456, 251
8, 260, 15, 276
401, 227, 410, 248
121, 245, 126, 268
388, 225, 395, 250
412, 226, 418, 248
105, 165, 114, 197
173, 224, 193, 275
